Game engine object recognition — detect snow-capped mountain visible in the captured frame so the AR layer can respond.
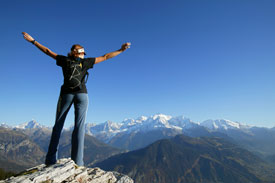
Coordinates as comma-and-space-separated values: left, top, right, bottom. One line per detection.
83, 114, 203, 143
4, 114, 256, 137
169, 115, 200, 129
80, 116, 255, 142
91, 120, 122, 133
3, 115, 275, 152
0, 123, 11, 128
84, 121, 123, 142
15, 120, 46, 129
143, 114, 173, 129
200, 119, 251, 131
82, 114, 181, 141
4, 114, 257, 135
3, 115, 275, 158
121, 115, 148, 129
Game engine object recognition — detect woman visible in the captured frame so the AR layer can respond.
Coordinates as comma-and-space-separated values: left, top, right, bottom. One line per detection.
22, 32, 130, 166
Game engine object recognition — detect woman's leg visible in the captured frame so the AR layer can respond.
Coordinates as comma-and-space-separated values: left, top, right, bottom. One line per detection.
71, 93, 89, 166
45, 94, 74, 165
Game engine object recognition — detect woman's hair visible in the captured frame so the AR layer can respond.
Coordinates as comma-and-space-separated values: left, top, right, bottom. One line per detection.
67, 44, 83, 57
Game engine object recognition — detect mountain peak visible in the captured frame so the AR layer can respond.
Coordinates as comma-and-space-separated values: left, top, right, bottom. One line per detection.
1, 158, 133, 183
151, 113, 172, 121
200, 119, 244, 130
15, 120, 44, 129
0, 123, 11, 128
169, 115, 198, 129
136, 115, 148, 121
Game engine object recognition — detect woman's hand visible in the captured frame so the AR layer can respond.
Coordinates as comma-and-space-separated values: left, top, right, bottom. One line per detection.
120, 42, 131, 51
22, 32, 35, 43
21, 32, 57, 59
95, 42, 131, 64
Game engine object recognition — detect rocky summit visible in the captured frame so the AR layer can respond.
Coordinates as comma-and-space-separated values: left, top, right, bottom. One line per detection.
0, 158, 133, 183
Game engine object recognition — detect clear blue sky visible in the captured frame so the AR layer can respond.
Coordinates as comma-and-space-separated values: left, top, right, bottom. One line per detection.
1, 0, 275, 128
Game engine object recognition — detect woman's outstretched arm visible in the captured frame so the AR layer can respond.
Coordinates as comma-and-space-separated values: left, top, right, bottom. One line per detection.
22, 32, 57, 60
95, 42, 131, 64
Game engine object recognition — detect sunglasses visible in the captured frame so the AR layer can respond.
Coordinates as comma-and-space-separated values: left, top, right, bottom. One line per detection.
76, 48, 86, 55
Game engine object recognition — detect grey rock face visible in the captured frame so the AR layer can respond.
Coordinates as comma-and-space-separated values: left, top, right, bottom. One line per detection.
0, 158, 133, 183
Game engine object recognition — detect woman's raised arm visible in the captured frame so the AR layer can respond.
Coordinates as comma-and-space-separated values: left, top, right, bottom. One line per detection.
95, 42, 131, 64
22, 32, 57, 60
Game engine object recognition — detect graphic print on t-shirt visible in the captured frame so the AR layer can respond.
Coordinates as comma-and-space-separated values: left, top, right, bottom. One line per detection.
56, 55, 95, 94
66, 61, 83, 90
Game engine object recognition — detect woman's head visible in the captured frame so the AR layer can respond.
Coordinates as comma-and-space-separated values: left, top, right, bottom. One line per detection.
68, 44, 86, 59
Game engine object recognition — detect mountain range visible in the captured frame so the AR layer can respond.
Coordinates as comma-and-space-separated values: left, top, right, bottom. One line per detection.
95, 134, 275, 183
1, 114, 275, 182
2, 114, 275, 159
0, 126, 122, 173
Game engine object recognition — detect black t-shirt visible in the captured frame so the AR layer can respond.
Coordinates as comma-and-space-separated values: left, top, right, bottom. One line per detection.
56, 55, 95, 94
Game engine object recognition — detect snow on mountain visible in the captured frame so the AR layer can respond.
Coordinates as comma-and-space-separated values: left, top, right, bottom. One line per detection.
139, 114, 172, 130
90, 120, 122, 133
0, 123, 11, 128
84, 123, 97, 136
136, 115, 148, 122
84, 114, 255, 140
82, 114, 178, 142
85, 114, 193, 139
3, 114, 256, 143
83, 114, 258, 143
120, 116, 148, 132
124, 114, 199, 132
200, 119, 250, 131
15, 120, 45, 129
120, 114, 175, 133
169, 115, 199, 129
84, 121, 123, 141
152, 113, 172, 121
121, 116, 147, 127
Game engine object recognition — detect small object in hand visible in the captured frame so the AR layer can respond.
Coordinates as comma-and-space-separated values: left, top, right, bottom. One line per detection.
126, 42, 131, 48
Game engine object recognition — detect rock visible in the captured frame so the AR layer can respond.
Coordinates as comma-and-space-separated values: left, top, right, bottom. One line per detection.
0, 158, 134, 183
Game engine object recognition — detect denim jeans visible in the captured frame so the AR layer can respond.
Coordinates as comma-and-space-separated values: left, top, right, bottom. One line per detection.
45, 93, 89, 166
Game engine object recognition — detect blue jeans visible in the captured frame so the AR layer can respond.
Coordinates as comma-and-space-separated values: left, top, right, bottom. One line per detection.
45, 93, 89, 166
